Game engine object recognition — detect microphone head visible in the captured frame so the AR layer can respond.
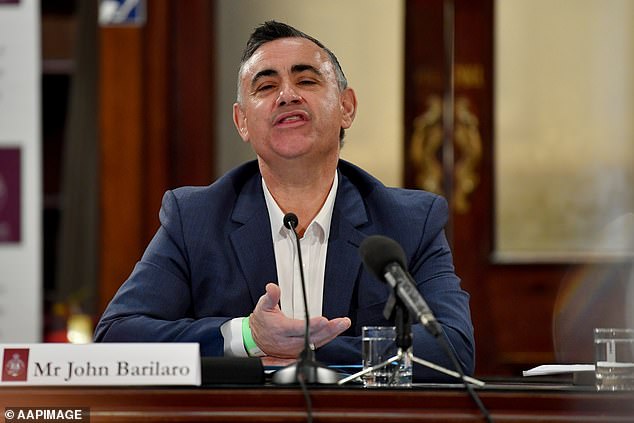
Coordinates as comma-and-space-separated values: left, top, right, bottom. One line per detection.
283, 212, 299, 230
359, 235, 407, 280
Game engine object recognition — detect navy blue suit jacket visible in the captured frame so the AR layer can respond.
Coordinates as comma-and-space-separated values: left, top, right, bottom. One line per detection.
95, 160, 475, 380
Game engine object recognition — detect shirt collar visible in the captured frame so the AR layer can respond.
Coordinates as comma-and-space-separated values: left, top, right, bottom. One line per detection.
262, 171, 339, 242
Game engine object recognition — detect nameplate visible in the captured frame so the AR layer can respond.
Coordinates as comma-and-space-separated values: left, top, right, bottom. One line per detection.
0, 343, 200, 386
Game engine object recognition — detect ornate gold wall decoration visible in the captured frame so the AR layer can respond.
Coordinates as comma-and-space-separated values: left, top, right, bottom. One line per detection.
409, 95, 482, 213
453, 97, 482, 213
409, 95, 444, 195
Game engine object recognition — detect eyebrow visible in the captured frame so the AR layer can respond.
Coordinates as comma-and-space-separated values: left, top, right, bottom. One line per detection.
291, 64, 322, 77
250, 64, 323, 89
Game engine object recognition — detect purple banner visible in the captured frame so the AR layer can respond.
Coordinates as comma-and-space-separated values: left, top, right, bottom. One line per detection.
0, 147, 21, 243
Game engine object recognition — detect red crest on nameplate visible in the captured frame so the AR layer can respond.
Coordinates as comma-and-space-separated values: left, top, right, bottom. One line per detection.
2, 348, 29, 381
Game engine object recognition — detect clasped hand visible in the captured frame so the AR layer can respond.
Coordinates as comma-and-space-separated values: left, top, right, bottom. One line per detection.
249, 283, 351, 366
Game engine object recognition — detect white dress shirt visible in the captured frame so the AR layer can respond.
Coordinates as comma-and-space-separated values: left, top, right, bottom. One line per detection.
220, 172, 338, 356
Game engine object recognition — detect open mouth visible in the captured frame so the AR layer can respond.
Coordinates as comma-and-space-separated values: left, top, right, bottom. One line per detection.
274, 111, 310, 126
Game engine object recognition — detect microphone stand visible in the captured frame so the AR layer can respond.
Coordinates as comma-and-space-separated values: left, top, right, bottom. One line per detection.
272, 215, 339, 385
271, 346, 340, 384
338, 291, 485, 387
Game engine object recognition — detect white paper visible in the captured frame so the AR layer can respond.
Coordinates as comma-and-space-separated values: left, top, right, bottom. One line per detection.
522, 364, 595, 377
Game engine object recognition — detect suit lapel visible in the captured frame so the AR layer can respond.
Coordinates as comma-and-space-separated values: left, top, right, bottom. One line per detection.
227, 163, 371, 316
322, 171, 368, 319
229, 174, 278, 306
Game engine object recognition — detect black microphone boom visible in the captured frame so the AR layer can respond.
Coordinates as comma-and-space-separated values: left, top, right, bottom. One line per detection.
271, 213, 339, 385
282, 213, 310, 341
359, 235, 441, 337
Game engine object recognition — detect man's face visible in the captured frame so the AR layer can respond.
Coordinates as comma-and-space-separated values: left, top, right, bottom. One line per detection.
233, 37, 356, 165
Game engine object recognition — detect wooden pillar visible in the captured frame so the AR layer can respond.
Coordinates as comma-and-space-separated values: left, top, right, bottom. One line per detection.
98, 1, 216, 313
143, 0, 172, 242
172, 0, 215, 187
99, 26, 146, 313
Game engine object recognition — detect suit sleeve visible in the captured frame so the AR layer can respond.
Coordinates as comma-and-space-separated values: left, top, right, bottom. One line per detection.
93, 190, 227, 356
406, 195, 475, 378
316, 195, 475, 381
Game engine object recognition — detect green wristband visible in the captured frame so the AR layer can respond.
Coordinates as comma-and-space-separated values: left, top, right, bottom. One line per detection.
242, 316, 264, 357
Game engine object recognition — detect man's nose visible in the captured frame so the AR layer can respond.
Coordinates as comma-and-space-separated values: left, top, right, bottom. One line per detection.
276, 85, 302, 107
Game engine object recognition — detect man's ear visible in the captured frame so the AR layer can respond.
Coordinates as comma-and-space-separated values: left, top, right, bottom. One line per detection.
340, 87, 357, 130
233, 103, 249, 142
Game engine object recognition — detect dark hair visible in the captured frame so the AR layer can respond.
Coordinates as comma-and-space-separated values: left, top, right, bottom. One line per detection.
236, 21, 349, 143
238, 21, 348, 94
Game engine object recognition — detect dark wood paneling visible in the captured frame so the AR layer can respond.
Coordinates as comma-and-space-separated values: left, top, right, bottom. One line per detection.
99, 27, 146, 313
484, 265, 566, 374
143, 0, 171, 242
1, 386, 634, 422
172, 0, 215, 186
98, 3, 216, 313
404, 0, 444, 189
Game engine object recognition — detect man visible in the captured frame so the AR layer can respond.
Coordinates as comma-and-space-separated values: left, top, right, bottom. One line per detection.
95, 21, 475, 380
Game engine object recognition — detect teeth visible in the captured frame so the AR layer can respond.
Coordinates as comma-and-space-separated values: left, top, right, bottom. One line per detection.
280, 115, 302, 123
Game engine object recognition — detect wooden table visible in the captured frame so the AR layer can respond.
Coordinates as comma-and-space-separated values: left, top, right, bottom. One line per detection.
1, 383, 633, 422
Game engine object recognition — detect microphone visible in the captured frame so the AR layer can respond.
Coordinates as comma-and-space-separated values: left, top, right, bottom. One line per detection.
283, 213, 311, 356
359, 235, 441, 337
283, 213, 299, 232
271, 213, 339, 384
357, 236, 492, 421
